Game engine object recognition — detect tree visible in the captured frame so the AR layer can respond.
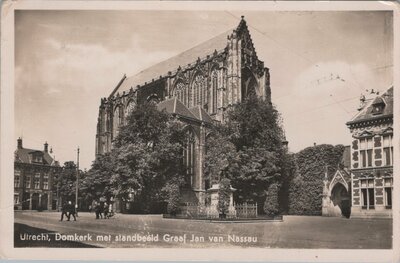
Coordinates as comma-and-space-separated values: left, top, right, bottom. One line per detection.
93, 102, 187, 213
80, 153, 114, 206
264, 183, 280, 216
55, 161, 79, 205
223, 94, 287, 211
204, 126, 239, 185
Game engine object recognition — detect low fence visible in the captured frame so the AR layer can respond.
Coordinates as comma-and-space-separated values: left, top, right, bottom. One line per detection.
177, 202, 258, 219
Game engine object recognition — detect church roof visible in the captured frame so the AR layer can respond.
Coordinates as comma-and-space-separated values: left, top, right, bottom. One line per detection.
116, 28, 234, 93
157, 97, 197, 121
189, 105, 214, 124
15, 148, 54, 166
347, 86, 393, 126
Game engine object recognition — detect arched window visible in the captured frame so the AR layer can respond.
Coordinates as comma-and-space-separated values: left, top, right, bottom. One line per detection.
174, 82, 186, 106
125, 100, 135, 117
211, 69, 218, 113
113, 106, 122, 138
183, 128, 196, 187
191, 74, 206, 107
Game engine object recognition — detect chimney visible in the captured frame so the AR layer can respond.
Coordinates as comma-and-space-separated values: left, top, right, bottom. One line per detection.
44, 142, 48, 153
17, 138, 23, 149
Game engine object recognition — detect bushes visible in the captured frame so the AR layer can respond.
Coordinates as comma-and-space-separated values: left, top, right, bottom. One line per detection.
288, 144, 345, 215
264, 183, 280, 216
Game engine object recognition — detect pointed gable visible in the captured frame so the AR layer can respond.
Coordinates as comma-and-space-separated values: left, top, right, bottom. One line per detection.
157, 97, 197, 121
189, 105, 214, 124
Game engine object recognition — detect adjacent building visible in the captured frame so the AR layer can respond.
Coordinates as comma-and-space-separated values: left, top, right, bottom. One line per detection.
95, 17, 272, 206
14, 138, 61, 210
346, 87, 394, 218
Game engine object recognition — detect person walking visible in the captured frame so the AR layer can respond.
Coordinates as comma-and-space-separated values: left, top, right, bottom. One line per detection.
67, 201, 76, 221
103, 202, 109, 219
59, 202, 69, 221
94, 201, 101, 219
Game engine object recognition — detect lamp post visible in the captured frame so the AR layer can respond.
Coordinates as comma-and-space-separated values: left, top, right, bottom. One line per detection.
75, 147, 80, 216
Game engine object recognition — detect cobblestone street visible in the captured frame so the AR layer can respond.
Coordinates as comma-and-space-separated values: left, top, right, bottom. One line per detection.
14, 211, 392, 249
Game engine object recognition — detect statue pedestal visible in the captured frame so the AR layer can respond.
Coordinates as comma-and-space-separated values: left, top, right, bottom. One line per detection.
206, 183, 236, 218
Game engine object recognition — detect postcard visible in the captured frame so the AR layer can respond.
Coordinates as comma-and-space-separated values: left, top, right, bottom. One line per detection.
1, 1, 399, 262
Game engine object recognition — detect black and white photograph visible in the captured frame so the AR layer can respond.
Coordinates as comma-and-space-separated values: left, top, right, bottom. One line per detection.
1, 1, 398, 261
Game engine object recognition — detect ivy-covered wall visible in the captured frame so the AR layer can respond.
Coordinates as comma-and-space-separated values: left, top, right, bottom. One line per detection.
288, 144, 345, 215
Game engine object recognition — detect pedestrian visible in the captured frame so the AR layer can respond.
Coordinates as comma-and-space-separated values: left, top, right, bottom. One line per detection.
94, 201, 101, 219
59, 202, 69, 221
67, 201, 76, 221
103, 202, 109, 219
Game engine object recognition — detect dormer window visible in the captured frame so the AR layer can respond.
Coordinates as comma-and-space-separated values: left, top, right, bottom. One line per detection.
30, 152, 43, 163
371, 97, 385, 115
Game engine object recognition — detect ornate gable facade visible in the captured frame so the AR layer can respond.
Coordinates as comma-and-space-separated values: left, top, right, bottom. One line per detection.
346, 87, 394, 218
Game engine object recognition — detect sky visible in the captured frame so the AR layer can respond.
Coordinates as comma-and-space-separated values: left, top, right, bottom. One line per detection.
15, 10, 393, 169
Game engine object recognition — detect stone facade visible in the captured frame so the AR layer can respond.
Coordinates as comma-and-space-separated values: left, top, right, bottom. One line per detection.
95, 17, 272, 206
14, 138, 61, 210
346, 87, 393, 218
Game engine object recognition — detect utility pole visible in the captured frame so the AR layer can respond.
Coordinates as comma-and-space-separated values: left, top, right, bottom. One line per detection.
75, 146, 80, 215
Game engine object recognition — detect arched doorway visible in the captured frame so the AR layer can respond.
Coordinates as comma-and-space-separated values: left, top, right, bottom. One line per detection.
331, 183, 351, 218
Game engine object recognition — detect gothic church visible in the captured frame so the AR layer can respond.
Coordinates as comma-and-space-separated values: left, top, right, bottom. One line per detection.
95, 17, 272, 205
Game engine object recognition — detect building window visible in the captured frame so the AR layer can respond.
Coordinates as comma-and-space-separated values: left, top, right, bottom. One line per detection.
383, 135, 393, 166
32, 154, 43, 163
211, 70, 218, 113
360, 179, 375, 209
192, 74, 206, 107
14, 170, 20, 188
14, 194, 20, 205
43, 174, 49, 190
384, 178, 392, 208
34, 173, 40, 189
183, 129, 196, 187
359, 138, 373, 168
24, 175, 31, 189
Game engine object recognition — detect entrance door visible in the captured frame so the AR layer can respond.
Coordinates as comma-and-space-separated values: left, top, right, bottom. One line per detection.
31, 193, 39, 210
331, 183, 351, 218
41, 194, 48, 210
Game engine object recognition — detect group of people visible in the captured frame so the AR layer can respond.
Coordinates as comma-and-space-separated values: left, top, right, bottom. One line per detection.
60, 201, 77, 221
91, 201, 113, 219
59, 200, 114, 221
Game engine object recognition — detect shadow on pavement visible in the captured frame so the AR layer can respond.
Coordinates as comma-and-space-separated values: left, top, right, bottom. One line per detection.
14, 223, 100, 248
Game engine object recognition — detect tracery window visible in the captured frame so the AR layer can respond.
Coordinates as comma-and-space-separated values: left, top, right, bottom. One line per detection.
183, 129, 196, 187
174, 82, 187, 106
125, 100, 135, 119
191, 74, 206, 107
113, 106, 121, 138
211, 69, 218, 113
